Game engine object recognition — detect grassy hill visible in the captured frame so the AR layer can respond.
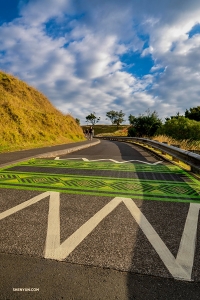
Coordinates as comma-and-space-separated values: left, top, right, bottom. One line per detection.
0, 71, 85, 152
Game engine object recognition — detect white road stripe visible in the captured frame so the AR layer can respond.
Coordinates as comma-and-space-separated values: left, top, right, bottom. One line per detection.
123, 198, 192, 281
0, 191, 51, 220
176, 203, 200, 276
44, 197, 122, 260
44, 192, 60, 259
57, 157, 162, 165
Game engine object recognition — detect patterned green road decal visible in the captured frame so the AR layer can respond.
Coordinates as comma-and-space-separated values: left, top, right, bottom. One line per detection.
0, 158, 200, 203
0, 171, 200, 201
11, 158, 186, 174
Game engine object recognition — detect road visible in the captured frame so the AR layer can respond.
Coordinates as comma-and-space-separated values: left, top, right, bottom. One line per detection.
0, 139, 200, 299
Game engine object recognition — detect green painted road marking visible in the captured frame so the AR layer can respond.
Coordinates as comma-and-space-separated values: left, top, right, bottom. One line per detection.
0, 159, 199, 203
6, 158, 187, 174
0, 172, 199, 202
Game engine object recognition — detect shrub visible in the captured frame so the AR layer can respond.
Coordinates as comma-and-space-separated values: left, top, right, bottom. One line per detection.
158, 116, 200, 140
128, 110, 162, 137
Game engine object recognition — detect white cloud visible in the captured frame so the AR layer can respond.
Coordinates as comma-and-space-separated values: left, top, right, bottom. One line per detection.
1, 0, 200, 124
68, 34, 125, 79
19, 0, 71, 25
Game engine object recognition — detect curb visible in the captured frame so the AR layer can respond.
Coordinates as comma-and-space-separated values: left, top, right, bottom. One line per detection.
0, 139, 100, 168
38, 139, 100, 158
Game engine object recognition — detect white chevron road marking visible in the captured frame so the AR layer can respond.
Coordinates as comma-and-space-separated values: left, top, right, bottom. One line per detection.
44, 195, 199, 281
0, 192, 199, 281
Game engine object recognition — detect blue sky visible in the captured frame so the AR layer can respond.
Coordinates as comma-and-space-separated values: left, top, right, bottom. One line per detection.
1, 0, 200, 124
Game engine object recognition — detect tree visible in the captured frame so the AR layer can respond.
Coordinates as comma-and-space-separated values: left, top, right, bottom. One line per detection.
128, 114, 136, 124
128, 110, 162, 137
85, 112, 100, 125
106, 110, 125, 128
75, 118, 80, 125
165, 112, 182, 121
185, 106, 200, 121
106, 110, 117, 124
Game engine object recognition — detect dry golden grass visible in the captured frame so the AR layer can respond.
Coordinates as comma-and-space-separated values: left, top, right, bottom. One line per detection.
152, 135, 200, 150
0, 71, 85, 152
94, 126, 128, 136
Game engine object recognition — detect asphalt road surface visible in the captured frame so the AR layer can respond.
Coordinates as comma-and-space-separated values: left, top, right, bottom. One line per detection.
1, 139, 200, 299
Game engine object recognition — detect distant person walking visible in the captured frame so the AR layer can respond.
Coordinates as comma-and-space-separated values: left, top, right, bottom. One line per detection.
89, 126, 93, 140
85, 128, 89, 139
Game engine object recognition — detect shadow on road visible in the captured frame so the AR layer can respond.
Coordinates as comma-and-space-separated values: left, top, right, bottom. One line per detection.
115, 140, 200, 299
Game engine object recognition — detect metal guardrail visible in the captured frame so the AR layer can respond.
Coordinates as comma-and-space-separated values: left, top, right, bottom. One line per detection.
96, 136, 200, 175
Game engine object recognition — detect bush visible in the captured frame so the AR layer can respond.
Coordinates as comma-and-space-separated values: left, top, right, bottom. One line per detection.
128, 110, 162, 137
158, 116, 200, 140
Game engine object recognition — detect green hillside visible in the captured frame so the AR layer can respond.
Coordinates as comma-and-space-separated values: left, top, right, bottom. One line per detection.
0, 71, 85, 152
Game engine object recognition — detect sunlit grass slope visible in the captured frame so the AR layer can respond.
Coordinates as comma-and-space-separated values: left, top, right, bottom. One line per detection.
0, 71, 85, 152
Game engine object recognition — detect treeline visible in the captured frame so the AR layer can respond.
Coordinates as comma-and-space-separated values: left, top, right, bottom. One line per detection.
83, 110, 125, 128
83, 107, 200, 141
128, 107, 200, 140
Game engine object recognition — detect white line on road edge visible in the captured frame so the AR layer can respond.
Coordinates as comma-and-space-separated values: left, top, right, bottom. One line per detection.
0, 192, 199, 281
56, 157, 162, 165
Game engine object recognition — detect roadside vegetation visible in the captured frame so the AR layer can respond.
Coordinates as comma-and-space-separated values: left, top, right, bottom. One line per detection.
154, 116, 200, 151
0, 71, 85, 152
152, 135, 200, 151
85, 108, 200, 151
127, 109, 200, 151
